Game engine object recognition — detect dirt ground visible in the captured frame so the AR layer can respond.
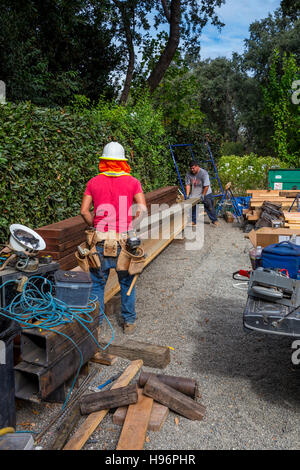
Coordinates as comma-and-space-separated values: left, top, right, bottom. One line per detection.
16, 209, 300, 450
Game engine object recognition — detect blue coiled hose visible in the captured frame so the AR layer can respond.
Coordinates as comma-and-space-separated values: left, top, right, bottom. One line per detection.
0, 275, 115, 409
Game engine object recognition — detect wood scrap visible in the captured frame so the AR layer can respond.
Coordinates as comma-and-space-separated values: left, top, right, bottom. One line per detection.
143, 376, 205, 421
98, 339, 170, 369
90, 351, 117, 366
138, 370, 199, 398
80, 384, 138, 415
63, 359, 143, 450
116, 389, 153, 450
113, 399, 169, 432
51, 405, 81, 450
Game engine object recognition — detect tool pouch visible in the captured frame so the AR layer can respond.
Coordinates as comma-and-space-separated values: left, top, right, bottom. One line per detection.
103, 239, 118, 257
128, 247, 146, 275
116, 246, 132, 272
75, 242, 101, 272
75, 244, 90, 272
85, 229, 97, 247
88, 244, 101, 269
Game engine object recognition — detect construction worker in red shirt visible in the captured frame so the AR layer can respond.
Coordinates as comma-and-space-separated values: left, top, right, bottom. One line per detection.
80, 142, 147, 334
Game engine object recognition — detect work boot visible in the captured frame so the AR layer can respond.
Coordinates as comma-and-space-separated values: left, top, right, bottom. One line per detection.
210, 221, 219, 227
123, 323, 136, 335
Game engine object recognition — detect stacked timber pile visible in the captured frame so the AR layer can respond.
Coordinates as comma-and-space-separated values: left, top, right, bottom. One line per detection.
37, 186, 178, 270
145, 186, 178, 215
61, 348, 205, 451
244, 189, 300, 229
283, 212, 300, 229
37, 215, 87, 270
254, 201, 284, 229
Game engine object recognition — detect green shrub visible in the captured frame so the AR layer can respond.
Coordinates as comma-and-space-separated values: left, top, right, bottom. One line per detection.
220, 141, 244, 157
218, 154, 288, 195
0, 98, 171, 242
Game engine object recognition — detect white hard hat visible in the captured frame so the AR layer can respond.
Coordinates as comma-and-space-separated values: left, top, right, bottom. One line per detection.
100, 142, 128, 161
9, 224, 46, 251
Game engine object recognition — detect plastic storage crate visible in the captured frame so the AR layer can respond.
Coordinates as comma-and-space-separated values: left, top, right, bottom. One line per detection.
54, 270, 92, 307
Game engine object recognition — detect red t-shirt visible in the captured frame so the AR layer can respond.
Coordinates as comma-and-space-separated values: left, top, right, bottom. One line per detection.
84, 174, 143, 233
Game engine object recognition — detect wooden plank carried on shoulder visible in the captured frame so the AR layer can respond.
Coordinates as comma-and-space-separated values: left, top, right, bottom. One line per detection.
63, 359, 143, 450
116, 389, 153, 450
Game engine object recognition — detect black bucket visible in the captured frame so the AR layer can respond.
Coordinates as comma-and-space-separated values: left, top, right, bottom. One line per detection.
0, 318, 21, 429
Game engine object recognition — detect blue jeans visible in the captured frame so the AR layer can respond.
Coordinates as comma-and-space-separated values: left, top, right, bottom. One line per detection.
89, 244, 136, 326
192, 194, 218, 224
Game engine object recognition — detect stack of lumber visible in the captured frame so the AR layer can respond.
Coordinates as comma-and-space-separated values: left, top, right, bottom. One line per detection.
36, 186, 179, 270
36, 215, 87, 270
244, 189, 300, 223
145, 186, 178, 215
283, 212, 300, 229
63, 358, 205, 451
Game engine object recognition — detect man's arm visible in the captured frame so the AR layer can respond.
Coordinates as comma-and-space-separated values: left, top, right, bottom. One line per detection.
80, 194, 94, 227
186, 184, 191, 198
132, 192, 147, 229
202, 186, 209, 198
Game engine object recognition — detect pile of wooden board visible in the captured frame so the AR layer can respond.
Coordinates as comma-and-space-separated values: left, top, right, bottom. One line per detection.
145, 186, 179, 215
37, 186, 179, 270
283, 212, 300, 229
62, 347, 205, 451
37, 215, 87, 270
244, 189, 300, 224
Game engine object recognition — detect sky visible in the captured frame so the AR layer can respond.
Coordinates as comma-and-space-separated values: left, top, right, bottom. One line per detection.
199, 0, 282, 60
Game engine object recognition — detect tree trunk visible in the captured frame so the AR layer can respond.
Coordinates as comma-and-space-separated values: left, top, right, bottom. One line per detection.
147, 0, 181, 93
113, 0, 135, 105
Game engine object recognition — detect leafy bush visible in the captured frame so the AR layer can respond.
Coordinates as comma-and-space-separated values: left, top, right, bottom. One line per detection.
218, 154, 288, 195
0, 97, 171, 242
220, 141, 244, 157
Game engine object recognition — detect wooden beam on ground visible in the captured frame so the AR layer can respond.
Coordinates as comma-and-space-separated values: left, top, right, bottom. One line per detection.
113, 399, 169, 432
116, 389, 153, 450
90, 351, 117, 366
80, 384, 138, 415
98, 339, 170, 369
63, 359, 143, 450
51, 405, 81, 450
143, 376, 205, 421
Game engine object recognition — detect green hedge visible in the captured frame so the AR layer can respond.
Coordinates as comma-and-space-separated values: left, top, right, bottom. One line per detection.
218, 154, 289, 195
0, 99, 171, 243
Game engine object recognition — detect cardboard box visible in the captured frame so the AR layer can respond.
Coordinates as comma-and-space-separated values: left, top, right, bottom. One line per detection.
246, 228, 300, 248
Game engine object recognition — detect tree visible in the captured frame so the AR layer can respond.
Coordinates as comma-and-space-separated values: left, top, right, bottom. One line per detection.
280, 0, 300, 21
233, 5, 300, 154
0, 0, 122, 105
263, 50, 300, 166
110, 0, 226, 103
147, 0, 225, 94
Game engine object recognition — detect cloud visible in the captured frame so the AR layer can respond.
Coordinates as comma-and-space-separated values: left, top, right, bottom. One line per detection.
200, 0, 281, 60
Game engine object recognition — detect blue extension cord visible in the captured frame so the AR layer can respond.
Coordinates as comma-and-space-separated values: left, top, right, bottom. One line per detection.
0, 275, 115, 410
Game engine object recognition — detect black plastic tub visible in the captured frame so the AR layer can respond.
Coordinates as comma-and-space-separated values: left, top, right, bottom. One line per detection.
0, 318, 21, 428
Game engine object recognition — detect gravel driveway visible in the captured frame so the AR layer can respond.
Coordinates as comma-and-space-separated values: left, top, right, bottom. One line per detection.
16, 211, 300, 450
